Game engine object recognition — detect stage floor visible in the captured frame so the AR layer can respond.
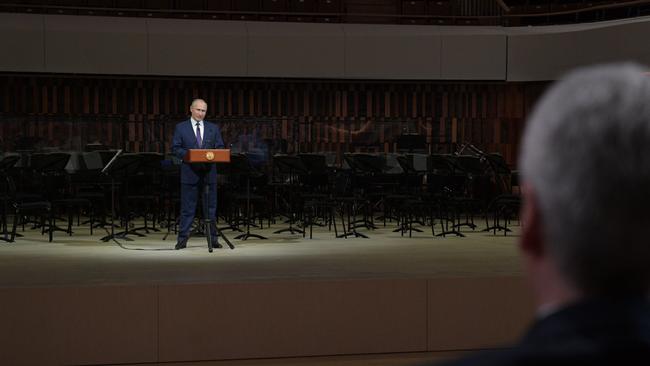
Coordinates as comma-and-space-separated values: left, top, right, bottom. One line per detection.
0, 220, 533, 366
0, 220, 523, 287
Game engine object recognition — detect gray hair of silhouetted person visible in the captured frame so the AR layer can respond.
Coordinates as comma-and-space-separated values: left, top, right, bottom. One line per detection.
519, 62, 650, 296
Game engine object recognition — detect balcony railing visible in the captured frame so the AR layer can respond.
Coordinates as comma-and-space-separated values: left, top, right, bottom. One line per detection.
1, 1, 650, 26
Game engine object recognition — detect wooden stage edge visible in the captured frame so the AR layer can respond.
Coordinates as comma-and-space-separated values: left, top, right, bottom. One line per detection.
0, 225, 534, 365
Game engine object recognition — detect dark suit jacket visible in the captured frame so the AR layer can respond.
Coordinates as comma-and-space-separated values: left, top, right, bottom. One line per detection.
432, 296, 650, 366
171, 119, 225, 184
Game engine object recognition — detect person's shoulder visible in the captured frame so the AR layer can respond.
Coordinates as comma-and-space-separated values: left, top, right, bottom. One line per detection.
175, 119, 190, 127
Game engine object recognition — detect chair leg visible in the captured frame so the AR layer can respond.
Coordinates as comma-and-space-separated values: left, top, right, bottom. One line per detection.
89, 206, 94, 235
41, 215, 47, 235
10, 210, 19, 242
67, 208, 73, 236
48, 211, 53, 242
332, 206, 338, 237
309, 209, 313, 239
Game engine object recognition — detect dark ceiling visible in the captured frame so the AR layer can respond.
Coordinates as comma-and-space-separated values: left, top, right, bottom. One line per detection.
1, 0, 649, 26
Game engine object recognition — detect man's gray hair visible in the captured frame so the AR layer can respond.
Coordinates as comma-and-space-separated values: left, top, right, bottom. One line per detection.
190, 98, 207, 108
520, 63, 650, 295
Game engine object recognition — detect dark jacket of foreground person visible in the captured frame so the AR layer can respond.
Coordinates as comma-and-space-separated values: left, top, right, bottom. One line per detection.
436, 297, 649, 366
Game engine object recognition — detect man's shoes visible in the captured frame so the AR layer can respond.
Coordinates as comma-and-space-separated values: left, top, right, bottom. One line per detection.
211, 238, 222, 249
175, 238, 188, 250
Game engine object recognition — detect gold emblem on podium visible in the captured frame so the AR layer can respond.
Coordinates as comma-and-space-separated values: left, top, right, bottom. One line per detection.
205, 151, 215, 161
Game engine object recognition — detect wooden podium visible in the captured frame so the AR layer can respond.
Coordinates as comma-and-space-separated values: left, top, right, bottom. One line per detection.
184, 148, 233, 252
184, 148, 231, 164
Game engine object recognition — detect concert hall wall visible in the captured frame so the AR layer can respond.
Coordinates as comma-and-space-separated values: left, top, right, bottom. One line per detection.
0, 74, 547, 165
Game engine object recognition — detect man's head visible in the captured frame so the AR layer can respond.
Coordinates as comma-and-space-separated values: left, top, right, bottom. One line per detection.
190, 99, 207, 122
519, 63, 650, 299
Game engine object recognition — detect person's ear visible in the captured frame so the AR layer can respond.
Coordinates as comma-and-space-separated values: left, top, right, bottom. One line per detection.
520, 183, 544, 258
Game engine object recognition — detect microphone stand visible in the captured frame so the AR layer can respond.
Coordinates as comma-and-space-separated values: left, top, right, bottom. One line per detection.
100, 149, 127, 242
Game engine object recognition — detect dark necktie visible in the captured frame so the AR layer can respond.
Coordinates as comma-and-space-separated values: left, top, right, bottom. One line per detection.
195, 122, 202, 147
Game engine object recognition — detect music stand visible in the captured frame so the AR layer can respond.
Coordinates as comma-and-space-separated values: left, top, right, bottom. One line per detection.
184, 149, 233, 252
274, 154, 308, 182
343, 153, 384, 175
100, 151, 145, 242
298, 153, 329, 192
0, 155, 21, 170
30, 152, 71, 174
298, 153, 328, 172
396, 134, 426, 153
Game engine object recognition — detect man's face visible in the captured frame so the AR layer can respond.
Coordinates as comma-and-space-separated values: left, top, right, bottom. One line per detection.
190, 101, 207, 121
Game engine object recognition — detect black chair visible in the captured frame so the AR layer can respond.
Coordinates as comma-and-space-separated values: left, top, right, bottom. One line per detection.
161, 162, 181, 241
298, 153, 339, 239
426, 154, 466, 237
124, 153, 164, 235
483, 153, 521, 235
272, 155, 307, 235
336, 153, 388, 238
452, 154, 487, 231
391, 154, 430, 237
331, 170, 365, 239
30, 152, 93, 237
76, 151, 117, 231
11, 198, 53, 243
0, 170, 53, 243
370, 153, 403, 226
212, 160, 246, 235
0, 155, 21, 242
231, 153, 268, 241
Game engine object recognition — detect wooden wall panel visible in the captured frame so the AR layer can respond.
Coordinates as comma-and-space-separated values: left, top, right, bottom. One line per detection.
0, 74, 547, 165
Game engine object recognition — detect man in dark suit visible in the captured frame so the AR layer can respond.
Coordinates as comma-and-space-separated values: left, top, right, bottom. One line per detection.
429, 64, 650, 365
171, 98, 225, 250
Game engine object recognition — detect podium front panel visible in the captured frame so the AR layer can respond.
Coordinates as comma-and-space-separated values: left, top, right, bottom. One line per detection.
184, 149, 231, 163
